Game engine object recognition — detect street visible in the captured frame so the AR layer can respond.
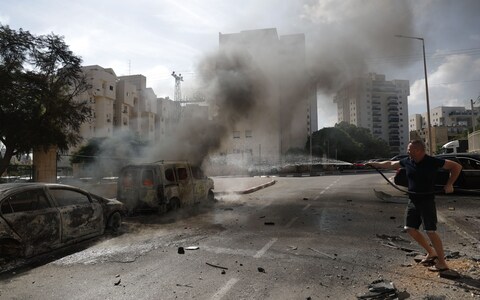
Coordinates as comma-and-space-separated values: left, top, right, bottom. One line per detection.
1, 173, 479, 299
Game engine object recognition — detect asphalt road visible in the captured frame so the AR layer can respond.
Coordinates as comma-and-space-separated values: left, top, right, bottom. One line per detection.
0, 173, 479, 299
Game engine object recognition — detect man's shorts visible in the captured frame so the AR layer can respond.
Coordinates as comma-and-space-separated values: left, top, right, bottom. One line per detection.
405, 197, 437, 231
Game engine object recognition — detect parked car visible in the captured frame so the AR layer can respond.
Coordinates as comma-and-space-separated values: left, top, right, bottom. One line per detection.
0, 183, 125, 259
394, 153, 480, 191
117, 161, 214, 214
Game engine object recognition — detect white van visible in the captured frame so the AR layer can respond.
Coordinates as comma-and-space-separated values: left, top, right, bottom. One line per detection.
117, 161, 214, 214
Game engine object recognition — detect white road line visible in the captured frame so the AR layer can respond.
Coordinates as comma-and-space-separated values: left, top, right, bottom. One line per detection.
211, 278, 239, 300
285, 217, 298, 228
253, 238, 278, 258
302, 204, 311, 211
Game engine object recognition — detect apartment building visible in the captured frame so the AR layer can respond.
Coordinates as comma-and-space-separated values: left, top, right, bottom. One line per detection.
79, 65, 117, 140
409, 105, 479, 152
334, 73, 409, 155
218, 28, 317, 164
118, 75, 157, 142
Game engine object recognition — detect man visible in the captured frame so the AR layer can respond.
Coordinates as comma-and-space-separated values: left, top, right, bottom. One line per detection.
367, 140, 462, 271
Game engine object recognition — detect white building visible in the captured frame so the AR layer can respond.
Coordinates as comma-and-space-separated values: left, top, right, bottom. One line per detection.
217, 28, 317, 164
334, 73, 409, 155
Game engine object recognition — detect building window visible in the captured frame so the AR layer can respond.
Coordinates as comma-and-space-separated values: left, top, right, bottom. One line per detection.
245, 130, 252, 138
233, 131, 240, 139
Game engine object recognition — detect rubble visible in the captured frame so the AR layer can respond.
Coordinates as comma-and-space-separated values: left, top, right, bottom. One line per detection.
356, 279, 399, 299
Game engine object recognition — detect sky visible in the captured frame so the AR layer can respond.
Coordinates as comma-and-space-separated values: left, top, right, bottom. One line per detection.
2, 0, 480, 129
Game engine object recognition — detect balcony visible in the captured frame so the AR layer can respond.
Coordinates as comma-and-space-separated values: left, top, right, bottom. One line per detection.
388, 124, 399, 129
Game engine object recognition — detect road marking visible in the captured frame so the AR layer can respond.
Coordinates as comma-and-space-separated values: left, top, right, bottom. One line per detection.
211, 278, 239, 300
285, 217, 298, 228
254, 238, 278, 258
302, 204, 311, 211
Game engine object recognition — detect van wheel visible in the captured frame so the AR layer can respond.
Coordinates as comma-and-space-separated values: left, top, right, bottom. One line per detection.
208, 190, 215, 202
169, 198, 180, 211
107, 212, 122, 233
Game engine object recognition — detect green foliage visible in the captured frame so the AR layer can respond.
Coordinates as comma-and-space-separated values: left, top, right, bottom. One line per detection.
307, 122, 392, 162
0, 24, 90, 175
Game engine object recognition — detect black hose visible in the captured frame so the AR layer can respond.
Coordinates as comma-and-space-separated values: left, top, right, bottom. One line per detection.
368, 165, 444, 196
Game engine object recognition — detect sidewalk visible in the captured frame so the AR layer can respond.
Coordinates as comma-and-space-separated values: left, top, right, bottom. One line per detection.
212, 176, 276, 195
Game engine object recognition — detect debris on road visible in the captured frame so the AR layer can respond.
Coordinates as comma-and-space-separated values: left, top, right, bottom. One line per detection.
185, 246, 199, 250
178, 247, 185, 254
264, 222, 275, 226
257, 267, 265, 273
176, 283, 193, 288
356, 279, 399, 299
308, 247, 336, 260
380, 241, 415, 253
114, 279, 121, 286
373, 189, 408, 203
303, 197, 309, 201
206, 262, 228, 270
221, 270, 226, 275
288, 245, 298, 251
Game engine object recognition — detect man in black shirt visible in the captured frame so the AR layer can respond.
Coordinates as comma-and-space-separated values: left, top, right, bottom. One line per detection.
368, 140, 462, 271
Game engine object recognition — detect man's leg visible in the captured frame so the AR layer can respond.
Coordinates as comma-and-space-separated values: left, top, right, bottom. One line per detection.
426, 231, 448, 269
406, 228, 437, 257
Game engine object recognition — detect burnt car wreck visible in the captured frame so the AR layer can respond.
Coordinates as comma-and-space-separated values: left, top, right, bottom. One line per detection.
0, 183, 125, 259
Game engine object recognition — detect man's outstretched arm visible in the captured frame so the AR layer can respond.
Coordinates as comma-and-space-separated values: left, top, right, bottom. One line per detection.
366, 160, 401, 170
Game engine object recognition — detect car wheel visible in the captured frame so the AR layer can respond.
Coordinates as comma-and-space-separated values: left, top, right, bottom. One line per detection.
107, 212, 122, 233
0, 239, 22, 259
169, 198, 180, 211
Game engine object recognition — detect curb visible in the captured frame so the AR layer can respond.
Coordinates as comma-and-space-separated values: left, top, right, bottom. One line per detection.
215, 180, 276, 196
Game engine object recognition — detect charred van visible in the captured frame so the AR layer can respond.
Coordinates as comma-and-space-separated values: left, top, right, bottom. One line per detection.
117, 161, 214, 214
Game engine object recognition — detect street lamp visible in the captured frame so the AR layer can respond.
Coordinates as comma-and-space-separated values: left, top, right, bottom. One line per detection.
395, 34, 433, 154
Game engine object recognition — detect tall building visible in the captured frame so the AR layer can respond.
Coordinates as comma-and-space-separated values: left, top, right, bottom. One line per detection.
217, 28, 317, 164
334, 73, 409, 155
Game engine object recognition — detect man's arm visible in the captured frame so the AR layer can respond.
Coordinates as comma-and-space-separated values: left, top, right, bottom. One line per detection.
366, 160, 401, 170
442, 159, 462, 194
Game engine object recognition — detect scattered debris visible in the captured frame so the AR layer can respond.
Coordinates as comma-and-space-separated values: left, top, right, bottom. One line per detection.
206, 262, 228, 270
308, 247, 336, 260
185, 246, 199, 250
303, 197, 309, 201
356, 279, 398, 299
264, 222, 275, 226
380, 241, 415, 253
375, 234, 409, 243
373, 189, 408, 203
176, 283, 193, 288
448, 207, 455, 211
178, 247, 185, 254
257, 267, 265, 273
259, 216, 266, 219
445, 251, 461, 259
221, 270, 226, 275
114, 279, 121, 286
288, 245, 298, 251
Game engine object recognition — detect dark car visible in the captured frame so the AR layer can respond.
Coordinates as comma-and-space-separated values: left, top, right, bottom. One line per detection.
394, 153, 480, 191
0, 183, 125, 259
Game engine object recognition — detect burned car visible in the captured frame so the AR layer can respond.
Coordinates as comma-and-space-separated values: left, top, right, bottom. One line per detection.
0, 183, 125, 259
117, 161, 214, 214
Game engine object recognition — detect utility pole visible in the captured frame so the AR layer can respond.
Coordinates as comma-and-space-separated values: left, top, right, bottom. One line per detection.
171, 71, 183, 101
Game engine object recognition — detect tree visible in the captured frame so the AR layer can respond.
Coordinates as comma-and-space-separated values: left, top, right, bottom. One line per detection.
310, 127, 363, 162
0, 25, 90, 176
335, 122, 391, 158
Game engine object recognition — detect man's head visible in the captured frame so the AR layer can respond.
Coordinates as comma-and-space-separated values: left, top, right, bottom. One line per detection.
407, 140, 426, 162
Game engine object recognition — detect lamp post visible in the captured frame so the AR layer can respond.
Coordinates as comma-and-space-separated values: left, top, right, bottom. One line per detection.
395, 34, 433, 154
